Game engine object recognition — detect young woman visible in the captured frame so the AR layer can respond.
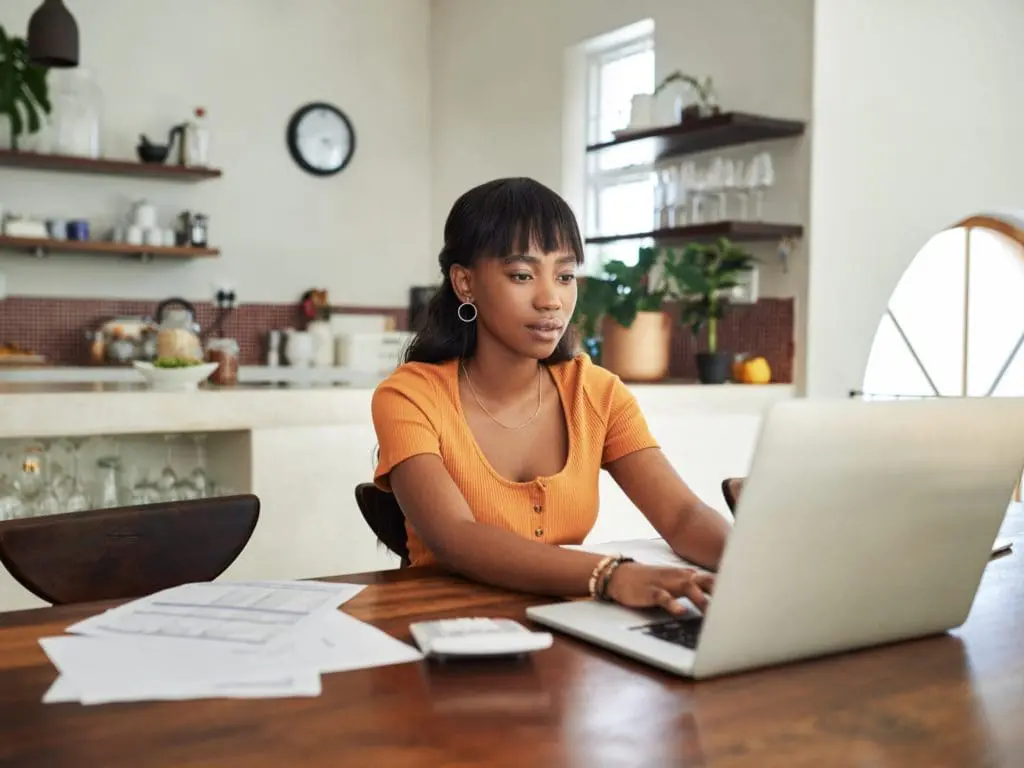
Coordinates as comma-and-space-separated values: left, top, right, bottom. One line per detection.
371, 177, 732, 615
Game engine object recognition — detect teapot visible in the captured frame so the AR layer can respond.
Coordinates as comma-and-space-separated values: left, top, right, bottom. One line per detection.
154, 297, 202, 361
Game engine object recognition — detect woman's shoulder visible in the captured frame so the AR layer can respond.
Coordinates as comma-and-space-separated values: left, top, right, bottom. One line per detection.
376, 359, 456, 392
549, 353, 622, 398
373, 359, 457, 411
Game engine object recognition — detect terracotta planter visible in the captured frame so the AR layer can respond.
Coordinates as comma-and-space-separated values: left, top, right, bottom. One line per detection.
600, 311, 671, 382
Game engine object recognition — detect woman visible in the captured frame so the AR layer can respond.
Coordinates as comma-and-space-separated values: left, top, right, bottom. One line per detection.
371, 177, 732, 615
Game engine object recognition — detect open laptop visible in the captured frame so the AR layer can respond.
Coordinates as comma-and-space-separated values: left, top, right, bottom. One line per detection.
527, 397, 1024, 680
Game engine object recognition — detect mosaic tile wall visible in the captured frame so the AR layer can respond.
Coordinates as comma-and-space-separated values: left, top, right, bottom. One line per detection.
0, 295, 793, 381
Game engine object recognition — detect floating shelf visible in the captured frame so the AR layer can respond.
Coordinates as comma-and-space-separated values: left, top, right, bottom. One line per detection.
586, 112, 806, 161
0, 235, 219, 260
585, 221, 803, 246
0, 149, 222, 181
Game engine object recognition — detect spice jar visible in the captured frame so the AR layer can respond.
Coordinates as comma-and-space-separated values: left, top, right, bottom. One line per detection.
206, 337, 240, 386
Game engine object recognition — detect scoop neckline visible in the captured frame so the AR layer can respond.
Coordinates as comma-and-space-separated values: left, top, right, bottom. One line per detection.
450, 358, 574, 488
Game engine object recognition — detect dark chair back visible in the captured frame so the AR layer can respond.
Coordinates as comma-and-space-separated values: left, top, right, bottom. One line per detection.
0, 494, 260, 606
354, 483, 409, 567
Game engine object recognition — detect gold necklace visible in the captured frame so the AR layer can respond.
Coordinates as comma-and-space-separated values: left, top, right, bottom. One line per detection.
462, 361, 543, 430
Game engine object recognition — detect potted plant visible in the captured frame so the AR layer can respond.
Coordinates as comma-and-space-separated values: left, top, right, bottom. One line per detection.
0, 25, 51, 150
574, 246, 672, 381
664, 238, 757, 384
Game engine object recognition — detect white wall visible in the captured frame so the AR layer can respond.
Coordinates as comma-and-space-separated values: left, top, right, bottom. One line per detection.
806, 0, 1024, 397
0, 0, 432, 307
430, 0, 814, 387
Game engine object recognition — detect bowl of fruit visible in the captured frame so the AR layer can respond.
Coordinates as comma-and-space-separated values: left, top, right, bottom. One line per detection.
133, 357, 219, 391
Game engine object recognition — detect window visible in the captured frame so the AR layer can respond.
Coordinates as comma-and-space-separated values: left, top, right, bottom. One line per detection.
861, 214, 1024, 400
582, 21, 655, 268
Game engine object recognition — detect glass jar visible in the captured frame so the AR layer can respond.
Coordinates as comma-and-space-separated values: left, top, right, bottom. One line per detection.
206, 338, 240, 386
48, 68, 103, 158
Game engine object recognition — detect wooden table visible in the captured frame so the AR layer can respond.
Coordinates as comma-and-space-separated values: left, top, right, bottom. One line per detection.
1, 506, 1022, 768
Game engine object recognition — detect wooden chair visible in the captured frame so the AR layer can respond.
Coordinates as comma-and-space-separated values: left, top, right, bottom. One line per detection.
0, 494, 260, 606
354, 483, 409, 567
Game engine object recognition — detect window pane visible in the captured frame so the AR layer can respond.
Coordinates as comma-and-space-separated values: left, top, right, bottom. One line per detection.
596, 180, 653, 238
862, 313, 938, 398
966, 227, 1024, 395
992, 343, 1024, 397
596, 49, 653, 142
887, 228, 966, 396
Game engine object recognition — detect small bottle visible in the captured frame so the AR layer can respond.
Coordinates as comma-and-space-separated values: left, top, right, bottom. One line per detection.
191, 107, 210, 166
266, 329, 281, 367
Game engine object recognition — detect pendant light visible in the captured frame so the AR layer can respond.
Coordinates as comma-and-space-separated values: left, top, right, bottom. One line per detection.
27, 0, 79, 68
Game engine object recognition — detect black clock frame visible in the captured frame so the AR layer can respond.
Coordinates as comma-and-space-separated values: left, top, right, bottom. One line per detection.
286, 101, 356, 177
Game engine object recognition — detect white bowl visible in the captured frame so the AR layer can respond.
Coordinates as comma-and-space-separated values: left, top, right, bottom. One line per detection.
133, 361, 219, 391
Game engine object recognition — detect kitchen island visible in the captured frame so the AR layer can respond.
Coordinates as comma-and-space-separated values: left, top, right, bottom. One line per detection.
0, 379, 793, 611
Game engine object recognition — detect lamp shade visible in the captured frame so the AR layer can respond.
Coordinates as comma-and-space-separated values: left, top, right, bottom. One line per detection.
27, 0, 79, 68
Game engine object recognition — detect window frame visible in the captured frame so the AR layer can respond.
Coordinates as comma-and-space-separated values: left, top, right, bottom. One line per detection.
581, 25, 655, 270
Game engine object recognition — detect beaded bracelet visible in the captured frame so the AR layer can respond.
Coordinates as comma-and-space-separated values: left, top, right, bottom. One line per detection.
588, 555, 617, 599
597, 556, 635, 602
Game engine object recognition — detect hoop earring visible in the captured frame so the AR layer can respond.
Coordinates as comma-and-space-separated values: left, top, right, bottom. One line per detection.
457, 301, 478, 323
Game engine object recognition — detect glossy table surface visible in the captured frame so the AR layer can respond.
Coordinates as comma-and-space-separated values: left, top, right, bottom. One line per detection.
1, 505, 1021, 767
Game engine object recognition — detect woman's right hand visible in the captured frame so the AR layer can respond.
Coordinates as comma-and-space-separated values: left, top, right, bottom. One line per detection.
604, 562, 714, 616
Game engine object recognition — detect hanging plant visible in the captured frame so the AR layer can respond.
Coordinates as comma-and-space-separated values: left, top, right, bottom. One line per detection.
0, 24, 52, 150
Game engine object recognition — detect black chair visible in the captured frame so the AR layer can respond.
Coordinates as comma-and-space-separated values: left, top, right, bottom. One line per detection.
355, 483, 410, 567
721, 477, 743, 515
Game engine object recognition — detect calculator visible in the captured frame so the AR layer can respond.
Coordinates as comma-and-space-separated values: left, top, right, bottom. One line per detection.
409, 617, 553, 659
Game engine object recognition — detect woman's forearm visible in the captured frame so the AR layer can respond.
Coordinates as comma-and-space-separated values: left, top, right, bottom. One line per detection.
431, 520, 607, 597
667, 502, 732, 571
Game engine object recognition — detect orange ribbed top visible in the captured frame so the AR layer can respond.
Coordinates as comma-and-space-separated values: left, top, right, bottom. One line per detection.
370, 354, 659, 566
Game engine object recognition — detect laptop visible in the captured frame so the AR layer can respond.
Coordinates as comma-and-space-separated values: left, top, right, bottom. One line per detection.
527, 397, 1024, 680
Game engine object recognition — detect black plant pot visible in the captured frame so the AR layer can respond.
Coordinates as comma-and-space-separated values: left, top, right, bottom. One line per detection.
696, 352, 733, 384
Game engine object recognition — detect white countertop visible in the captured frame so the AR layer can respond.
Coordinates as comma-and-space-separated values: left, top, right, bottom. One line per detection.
0, 368, 793, 439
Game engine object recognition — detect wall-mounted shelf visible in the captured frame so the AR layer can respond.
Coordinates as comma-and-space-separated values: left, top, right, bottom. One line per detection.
0, 149, 222, 181
586, 112, 806, 161
0, 236, 219, 261
585, 221, 803, 246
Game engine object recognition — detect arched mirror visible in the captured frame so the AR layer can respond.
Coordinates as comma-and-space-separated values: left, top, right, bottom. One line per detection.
862, 212, 1024, 400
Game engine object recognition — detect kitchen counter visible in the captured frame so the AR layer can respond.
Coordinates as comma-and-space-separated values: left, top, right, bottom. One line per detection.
0, 371, 793, 613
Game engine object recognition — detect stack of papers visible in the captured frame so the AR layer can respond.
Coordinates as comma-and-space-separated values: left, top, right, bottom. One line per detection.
39, 579, 423, 705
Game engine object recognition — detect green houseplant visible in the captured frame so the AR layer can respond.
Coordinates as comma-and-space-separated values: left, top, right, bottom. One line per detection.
574, 246, 673, 381
0, 25, 51, 150
664, 238, 757, 384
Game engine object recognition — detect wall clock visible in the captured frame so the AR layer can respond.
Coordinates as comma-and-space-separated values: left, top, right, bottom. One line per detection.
286, 102, 355, 176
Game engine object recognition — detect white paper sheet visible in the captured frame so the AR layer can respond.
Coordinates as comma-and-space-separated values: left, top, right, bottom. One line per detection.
246, 610, 423, 674
563, 538, 701, 569
66, 580, 365, 649
40, 634, 320, 705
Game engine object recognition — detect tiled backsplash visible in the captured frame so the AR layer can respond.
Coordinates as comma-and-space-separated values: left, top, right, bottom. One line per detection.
0, 295, 793, 382
0, 297, 406, 366
668, 297, 794, 383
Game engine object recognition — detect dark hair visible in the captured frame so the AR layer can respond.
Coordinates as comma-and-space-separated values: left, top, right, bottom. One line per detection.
404, 177, 585, 365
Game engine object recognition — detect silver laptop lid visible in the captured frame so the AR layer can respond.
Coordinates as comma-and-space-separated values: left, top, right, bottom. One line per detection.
692, 397, 1024, 678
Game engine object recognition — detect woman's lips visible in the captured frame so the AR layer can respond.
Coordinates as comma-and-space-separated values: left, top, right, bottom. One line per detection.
526, 320, 564, 342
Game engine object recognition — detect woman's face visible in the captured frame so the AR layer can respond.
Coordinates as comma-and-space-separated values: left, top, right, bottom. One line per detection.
451, 247, 579, 359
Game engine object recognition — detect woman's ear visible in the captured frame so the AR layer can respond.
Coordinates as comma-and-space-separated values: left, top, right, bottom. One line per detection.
449, 265, 473, 303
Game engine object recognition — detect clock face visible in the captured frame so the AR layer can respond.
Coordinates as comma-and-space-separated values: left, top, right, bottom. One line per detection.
286, 102, 355, 176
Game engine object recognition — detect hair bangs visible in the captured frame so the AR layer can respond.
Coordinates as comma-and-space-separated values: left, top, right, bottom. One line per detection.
451, 177, 585, 266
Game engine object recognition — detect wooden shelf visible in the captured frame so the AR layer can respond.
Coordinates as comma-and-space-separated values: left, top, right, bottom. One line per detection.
586, 111, 806, 161
0, 236, 219, 260
584, 221, 803, 246
0, 149, 222, 181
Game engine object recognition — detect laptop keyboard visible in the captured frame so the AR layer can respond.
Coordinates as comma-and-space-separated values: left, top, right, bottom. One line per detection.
635, 616, 704, 649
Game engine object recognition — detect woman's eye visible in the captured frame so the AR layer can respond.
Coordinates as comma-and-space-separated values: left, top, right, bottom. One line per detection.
510, 272, 532, 282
